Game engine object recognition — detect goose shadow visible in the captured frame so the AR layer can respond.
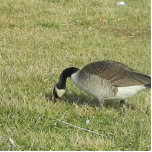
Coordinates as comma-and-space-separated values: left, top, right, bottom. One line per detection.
45, 92, 135, 111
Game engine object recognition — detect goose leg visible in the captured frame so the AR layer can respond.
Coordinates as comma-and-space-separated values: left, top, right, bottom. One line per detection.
98, 99, 104, 109
120, 100, 126, 114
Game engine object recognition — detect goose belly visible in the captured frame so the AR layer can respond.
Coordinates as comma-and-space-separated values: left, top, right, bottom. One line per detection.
116, 85, 146, 100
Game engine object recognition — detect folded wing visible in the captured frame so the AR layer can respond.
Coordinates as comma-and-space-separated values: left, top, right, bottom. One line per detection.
80, 60, 151, 87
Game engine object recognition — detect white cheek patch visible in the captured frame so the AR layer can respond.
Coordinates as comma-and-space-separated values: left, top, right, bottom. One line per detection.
55, 87, 66, 97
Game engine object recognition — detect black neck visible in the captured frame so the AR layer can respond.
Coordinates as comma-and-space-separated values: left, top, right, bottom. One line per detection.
56, 67, 79, 89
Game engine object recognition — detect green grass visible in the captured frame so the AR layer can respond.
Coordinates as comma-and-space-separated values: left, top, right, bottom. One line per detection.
0, 0, 151, 150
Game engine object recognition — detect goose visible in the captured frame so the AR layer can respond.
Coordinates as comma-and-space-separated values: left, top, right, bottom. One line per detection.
53, 60, 151, 112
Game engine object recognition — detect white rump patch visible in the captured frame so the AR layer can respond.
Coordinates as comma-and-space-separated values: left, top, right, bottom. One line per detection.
55, 87, 66, 97
116, 85, 146, 99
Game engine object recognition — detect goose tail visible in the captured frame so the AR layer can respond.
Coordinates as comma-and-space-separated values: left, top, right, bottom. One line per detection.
145, 83, 151, 89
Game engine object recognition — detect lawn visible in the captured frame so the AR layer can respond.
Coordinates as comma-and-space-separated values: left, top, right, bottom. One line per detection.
0, 0, 151, 151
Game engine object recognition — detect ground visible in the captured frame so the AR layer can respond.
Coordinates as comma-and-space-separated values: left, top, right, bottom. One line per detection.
0, 0, 151, 150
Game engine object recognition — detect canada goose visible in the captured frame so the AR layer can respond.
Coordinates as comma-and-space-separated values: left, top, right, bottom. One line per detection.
53, 60, 151, 112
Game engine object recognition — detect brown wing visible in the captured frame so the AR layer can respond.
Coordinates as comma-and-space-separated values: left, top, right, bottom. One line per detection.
80, 60, 151, 87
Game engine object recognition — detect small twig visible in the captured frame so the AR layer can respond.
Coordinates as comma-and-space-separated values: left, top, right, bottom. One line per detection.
52, 117, 111, 137
8, 136, 18, 150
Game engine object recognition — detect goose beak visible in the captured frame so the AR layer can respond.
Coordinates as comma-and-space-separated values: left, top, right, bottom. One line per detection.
52, 87, 58, 103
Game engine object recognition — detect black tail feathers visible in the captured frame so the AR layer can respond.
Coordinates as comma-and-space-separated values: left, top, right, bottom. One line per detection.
145, 83, 151, 89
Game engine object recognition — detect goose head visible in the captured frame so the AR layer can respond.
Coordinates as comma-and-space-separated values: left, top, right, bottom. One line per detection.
53, 67, 79, 102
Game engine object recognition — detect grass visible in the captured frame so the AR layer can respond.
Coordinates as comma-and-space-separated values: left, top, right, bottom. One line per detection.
0, 0, 151, 150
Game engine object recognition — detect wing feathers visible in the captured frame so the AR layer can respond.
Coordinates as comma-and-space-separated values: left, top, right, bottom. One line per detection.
80, 60, 151, 87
